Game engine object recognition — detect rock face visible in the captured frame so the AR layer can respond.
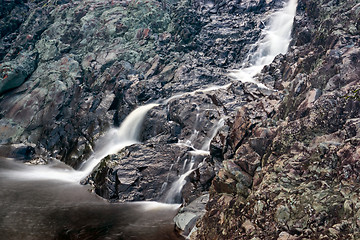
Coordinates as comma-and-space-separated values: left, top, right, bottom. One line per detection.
194, 0, 360, 239
0, 0, 359, 239
0, 0, 174, 168
0, 0, 276, 201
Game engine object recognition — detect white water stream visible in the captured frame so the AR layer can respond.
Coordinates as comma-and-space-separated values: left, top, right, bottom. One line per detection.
164, 0, 298, 204
2, 103, 159, 183
2, 0, 297, 195
0, 2, 297, 233
229, 0, 298, 88
78, 103, 159, 179
0, 1, 298, 239
164, 118, 225, 203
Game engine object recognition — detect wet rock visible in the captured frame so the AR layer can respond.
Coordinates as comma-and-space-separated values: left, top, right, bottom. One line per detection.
174, 194, 209, 237
0, 51, 37, 94
195, 0, 360, 239
0, 0, 359, 239
0, 143, 35, 160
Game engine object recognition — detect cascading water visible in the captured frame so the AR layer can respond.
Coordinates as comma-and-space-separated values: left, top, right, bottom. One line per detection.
200, 118, 225, 151
0, 102, 183, 239
164, 166, 195, 203
78, 103, 159, 180
164, 0, 298, 234
0, 0, 298, 238
229, 0, 298, 88
1, 103, 159, 183
164, 118, 225, 203
163, 83, 232, 105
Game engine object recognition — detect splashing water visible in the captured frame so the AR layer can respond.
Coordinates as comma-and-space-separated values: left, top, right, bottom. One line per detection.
229, 0, 298, 88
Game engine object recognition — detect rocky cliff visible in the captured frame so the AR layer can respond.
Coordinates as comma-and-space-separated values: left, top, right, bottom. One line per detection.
194, 0, 360, 239
0, 0, 359, 239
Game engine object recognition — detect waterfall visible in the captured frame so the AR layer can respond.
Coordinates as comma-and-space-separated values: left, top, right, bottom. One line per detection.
1, 84, 229, 186
1, 0, 298, 196
164, 167, 195, 203
0, 1, 301, 238
200, 118, 224, 151
229, 0, 298, 88
163, 0, 297, 205
164, 119, 224, 203
78, 103, 159, 179
2, 103, 158, 183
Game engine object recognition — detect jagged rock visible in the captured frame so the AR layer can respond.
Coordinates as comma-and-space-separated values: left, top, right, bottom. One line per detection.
227, 107, 251, 151
0, 0, 359, 239
194, 0, 360, 239
0, 51, 37, 94
174, 194, 209, 236
0, 0, 173, 163
89, 140, 214, 202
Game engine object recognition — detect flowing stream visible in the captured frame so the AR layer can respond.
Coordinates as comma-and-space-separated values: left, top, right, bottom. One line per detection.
164, 118, 225, 203
164, 0, 298, 204
0, 0, 297, 238
229, 0, 298, 88
1, 103, 159, 183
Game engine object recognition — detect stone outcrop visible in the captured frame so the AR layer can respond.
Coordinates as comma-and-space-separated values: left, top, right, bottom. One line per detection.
194, 0, 360, 239
0, 0, 359, 239
0, 0, 277, 202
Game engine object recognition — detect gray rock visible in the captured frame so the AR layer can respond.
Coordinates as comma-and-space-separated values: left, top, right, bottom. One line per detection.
174, 194, 209, 236
0, 51, 37, 94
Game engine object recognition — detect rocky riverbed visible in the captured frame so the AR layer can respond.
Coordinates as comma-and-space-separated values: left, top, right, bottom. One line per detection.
1, 0, 359, 239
